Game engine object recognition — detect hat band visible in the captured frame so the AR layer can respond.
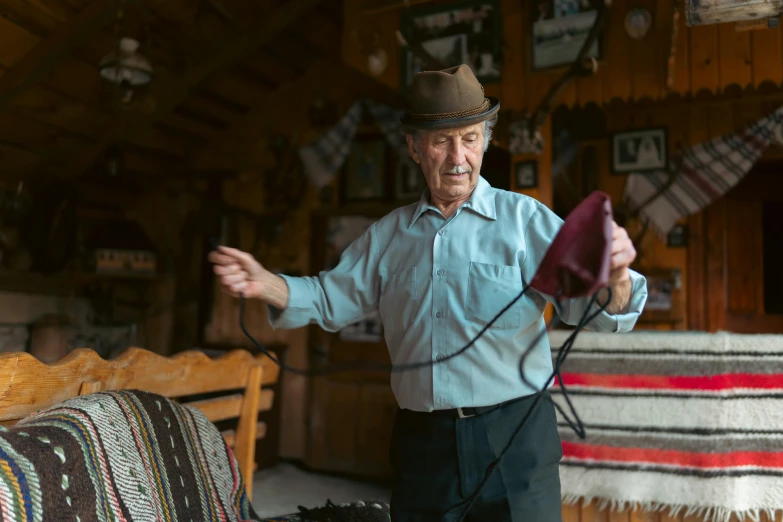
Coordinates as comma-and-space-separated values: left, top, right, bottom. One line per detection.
405, 98, 491, 122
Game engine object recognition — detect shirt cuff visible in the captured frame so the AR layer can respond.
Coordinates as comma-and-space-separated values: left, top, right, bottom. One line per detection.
587, 269, 648, 333
266, 275, 315, 330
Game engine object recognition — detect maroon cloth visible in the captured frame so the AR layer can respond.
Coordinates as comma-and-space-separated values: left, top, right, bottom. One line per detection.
530, 191, 613, 298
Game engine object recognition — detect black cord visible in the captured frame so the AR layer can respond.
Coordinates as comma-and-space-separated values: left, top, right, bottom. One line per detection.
236, 279, 612, 521
238, 286, 530, 376
449, 288, 610, 521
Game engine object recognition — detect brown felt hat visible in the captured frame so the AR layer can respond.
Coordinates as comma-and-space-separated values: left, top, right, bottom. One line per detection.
400, 64, 500, 131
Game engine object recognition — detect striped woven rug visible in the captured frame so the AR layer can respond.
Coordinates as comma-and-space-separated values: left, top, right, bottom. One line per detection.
548, 329, 783, 522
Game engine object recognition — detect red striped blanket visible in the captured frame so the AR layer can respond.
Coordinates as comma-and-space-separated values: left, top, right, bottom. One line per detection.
548, 329, 783, 522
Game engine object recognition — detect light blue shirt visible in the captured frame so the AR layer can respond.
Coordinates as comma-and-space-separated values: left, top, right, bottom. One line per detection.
269, 176, 648, 412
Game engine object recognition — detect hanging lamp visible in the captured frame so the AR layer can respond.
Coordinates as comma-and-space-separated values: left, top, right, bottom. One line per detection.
99, 37, 153, 104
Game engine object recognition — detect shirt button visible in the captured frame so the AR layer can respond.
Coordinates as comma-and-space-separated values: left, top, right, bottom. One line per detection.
436, 354, 444, 361
436, 310, 443, 318
438, 230, 444, 236
436, 269, 444, 276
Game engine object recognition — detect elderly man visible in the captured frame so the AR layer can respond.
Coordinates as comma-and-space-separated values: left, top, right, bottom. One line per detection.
209, 65, 647, 521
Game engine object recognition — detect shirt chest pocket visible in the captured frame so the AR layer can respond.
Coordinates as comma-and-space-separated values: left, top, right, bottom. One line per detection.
380, 267, 418, 332
466, 262, 524, 330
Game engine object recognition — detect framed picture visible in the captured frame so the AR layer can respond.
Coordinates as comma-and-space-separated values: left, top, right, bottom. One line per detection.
611, 127, 668, 174
341, 137, 388, 203
324, 215, 384, 343
667, 224, 688, 248
399, 0, 501, 91
529, 0, 604, 71
514, 160, 538, 189
395, 152, 426, 199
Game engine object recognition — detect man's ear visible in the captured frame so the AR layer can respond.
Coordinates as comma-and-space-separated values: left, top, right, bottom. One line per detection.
406, 134, 420, 164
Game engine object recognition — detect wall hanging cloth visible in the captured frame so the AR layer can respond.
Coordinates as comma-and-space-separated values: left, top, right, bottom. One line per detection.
298, 99, 405, 189
623, 105, 783, 238
549, 329, 783, 522
0, 389, 258, 521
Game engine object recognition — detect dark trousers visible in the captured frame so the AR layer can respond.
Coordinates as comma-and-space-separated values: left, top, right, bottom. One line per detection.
389, 391, 563, 522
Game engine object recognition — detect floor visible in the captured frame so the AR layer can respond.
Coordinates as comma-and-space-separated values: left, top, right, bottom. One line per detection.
251, 461, 392, 517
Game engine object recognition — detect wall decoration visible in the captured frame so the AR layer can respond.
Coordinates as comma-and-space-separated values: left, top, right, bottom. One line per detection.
514, 160, 539, 189
341, 137, 388, 203
644, 269, 680, 312
399, 0, 501, 90
666, 224, 688, 247
625, 8, 652, 39
395, 151, 426, 199
611, 127, 668, 174
530, 0, 604, 70
325, 215, 383, 343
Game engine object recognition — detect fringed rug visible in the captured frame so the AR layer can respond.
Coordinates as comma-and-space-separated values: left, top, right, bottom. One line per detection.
548, 330, 783, 522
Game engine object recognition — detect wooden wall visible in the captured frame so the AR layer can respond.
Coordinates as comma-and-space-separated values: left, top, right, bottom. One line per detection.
342, 0, 783, 332
343, 0, 783, 112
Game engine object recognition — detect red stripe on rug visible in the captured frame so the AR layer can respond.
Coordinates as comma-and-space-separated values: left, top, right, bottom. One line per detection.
561, 442, 783, 469
554, 372, 783, 391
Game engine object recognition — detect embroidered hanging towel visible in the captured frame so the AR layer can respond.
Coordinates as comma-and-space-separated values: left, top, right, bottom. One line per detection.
623, 106, 783, 237
298, 99, 405, 189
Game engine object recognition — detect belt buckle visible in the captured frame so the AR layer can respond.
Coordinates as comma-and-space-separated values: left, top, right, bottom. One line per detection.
457, 407, 474, 419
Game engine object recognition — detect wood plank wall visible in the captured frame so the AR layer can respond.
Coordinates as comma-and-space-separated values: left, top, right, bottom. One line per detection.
343, 0, 783, 333
343, 0, 783, 111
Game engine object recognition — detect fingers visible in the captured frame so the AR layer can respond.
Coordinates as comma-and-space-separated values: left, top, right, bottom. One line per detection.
610, 244, 637, 270
217, 246, 258, 268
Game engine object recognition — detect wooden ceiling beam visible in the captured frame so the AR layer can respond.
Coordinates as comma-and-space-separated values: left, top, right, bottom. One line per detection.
0, 0, 122, 108
56, 0, 329, 179
193, 55, 407, 169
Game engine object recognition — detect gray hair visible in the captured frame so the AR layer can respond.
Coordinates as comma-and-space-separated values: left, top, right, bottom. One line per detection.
406, 114, 498, 154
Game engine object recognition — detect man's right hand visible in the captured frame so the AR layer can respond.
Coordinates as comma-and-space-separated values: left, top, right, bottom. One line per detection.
208, 246, 268, 299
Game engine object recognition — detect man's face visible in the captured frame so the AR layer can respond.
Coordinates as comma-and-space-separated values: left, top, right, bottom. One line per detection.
406, 122, 485, 202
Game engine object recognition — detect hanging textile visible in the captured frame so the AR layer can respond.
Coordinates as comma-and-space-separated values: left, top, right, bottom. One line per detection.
298, 99, 406, 189
623, 106, 783, 238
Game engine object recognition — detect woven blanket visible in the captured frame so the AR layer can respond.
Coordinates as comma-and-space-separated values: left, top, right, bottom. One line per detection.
623, 105, 783, 238
548, 330, 783, 522
0, 389, 259, 521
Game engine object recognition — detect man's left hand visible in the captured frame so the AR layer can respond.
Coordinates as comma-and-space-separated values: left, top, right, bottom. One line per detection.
610, 221, 636, 285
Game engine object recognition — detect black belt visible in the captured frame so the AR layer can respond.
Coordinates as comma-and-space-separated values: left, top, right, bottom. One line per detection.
407, 394, 533, 419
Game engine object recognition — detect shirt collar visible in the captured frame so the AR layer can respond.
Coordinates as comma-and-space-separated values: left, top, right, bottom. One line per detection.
408, 175, 497, 228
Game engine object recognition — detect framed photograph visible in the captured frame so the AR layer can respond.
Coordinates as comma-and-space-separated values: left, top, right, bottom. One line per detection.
395, 152, 426, 199
341, 137, 388, 203
667, 224, 688, 248
530, 0, 604, 71
611, 127, 668, 174
514, 160, 539, 189
399, 0, 501, 91
324, 215, 384, 343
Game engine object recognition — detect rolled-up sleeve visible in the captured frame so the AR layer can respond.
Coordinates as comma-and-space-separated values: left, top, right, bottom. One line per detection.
267, 223, 381, 331
521, 202, 648, 333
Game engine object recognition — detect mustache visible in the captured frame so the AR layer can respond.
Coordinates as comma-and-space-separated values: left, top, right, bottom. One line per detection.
444, 165, 472, 174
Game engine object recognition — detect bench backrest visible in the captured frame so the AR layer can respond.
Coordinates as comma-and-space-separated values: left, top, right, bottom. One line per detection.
0, 346, 279, 500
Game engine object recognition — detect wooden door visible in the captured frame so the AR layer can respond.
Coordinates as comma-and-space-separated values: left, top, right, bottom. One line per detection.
689, 164, 783, 333
305, 210, 398, 478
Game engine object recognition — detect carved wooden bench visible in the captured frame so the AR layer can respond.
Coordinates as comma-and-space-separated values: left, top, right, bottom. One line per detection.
0, 346, 279, 501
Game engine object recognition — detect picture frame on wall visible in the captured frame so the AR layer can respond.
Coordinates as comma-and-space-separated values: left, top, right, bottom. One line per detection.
667, 224, 688, 248
395, 151, 426, 200
341, 137, 388, 203
399, 0, 502, 91
514, 160, 538, 189
529, 0, 605, 71
324, 215, 384, 342
611, 127, 668, 174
